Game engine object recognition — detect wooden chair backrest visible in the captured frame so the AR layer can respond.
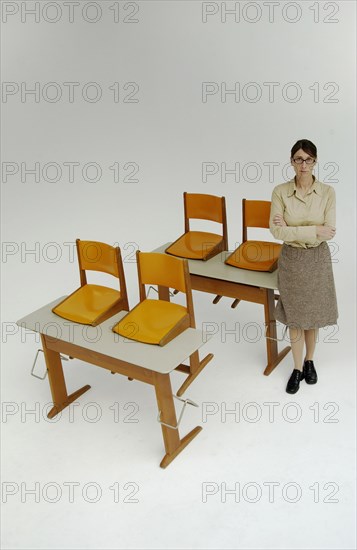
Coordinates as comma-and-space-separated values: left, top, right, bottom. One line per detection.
183, 192, 228, 248
242, 199, 271, 242
76, 239, 127, 300
137, 251, 195, 327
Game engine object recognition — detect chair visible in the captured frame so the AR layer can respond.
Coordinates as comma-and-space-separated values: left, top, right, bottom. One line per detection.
225, 199, 282, 272
165, 192, 228, 261
112, 252, 195, 346
52, 239, 129, 326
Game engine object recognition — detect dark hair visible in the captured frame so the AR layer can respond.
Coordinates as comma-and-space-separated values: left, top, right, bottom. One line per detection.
291, 139, 317, 159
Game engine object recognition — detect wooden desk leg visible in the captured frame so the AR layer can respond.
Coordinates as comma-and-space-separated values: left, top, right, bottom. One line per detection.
263, 290, 291, 375
176, 351, 214, 397
41, 335, 91, 419
154, 372, 202, 469
158, 283, 213, 396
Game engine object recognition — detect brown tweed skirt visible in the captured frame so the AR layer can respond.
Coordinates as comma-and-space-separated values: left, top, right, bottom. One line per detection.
274, 242, 338, 329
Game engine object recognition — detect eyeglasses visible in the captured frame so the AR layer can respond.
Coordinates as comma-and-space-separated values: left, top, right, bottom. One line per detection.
292, 157, 316, 165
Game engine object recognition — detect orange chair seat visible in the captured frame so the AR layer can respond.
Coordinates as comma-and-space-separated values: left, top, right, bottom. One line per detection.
112, 299, 189, 346
53, 284, 122, 325
165, 231, 223, 260
225, 241, 282, 272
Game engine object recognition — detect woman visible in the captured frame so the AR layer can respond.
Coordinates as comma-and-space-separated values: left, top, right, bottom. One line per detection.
269, 139, 338, 394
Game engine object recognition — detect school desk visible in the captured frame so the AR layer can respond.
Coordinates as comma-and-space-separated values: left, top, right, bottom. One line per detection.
17, 298, 213, 468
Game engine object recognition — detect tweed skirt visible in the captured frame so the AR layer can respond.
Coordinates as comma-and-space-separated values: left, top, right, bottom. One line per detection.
274, 242, 338, 329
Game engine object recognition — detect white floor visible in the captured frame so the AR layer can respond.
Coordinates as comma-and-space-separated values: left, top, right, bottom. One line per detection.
2, 289, 356, 550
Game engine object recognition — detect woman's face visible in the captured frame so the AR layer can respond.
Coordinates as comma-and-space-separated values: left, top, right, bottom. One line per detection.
291, 148, 316, 177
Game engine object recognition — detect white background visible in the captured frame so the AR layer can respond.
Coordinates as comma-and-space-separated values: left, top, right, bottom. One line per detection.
1, 1, 356, 549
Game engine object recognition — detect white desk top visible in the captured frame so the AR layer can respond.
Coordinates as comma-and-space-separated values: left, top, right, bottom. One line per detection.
153, 244, 278, 290
17, 298, 211, 375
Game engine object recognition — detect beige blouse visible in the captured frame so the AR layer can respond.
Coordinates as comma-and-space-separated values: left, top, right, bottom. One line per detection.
269, 177, 336, 249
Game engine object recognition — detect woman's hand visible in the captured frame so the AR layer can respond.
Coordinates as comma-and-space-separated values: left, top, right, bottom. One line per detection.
316, 225, 336, 239
273, 214, 287, 227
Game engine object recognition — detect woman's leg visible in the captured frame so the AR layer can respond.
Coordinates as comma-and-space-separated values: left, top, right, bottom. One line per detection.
303, 328, 318, 384
286, 326, 305, 393
304, 329, 318, 361
289, 327, 305, 371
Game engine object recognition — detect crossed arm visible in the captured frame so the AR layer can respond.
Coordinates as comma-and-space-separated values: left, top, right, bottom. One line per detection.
269, 187, 336, 244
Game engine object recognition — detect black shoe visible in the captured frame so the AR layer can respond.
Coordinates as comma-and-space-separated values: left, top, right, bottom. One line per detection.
286, 369, 304, 394
303, 360, 318, 384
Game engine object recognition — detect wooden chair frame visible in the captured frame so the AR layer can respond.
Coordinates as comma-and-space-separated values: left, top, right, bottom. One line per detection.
53, 239, 129, 326
136, 251, 213, 393
77, 238, 129, 322
137, 250, 196, 334
184, 192, 228, 240
166, 193, 228, 262
242, 198, 271, 243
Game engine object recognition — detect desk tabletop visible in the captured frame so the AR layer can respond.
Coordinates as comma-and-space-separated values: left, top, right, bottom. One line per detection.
153, 244, 278, 290
17, 298, 211, 375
